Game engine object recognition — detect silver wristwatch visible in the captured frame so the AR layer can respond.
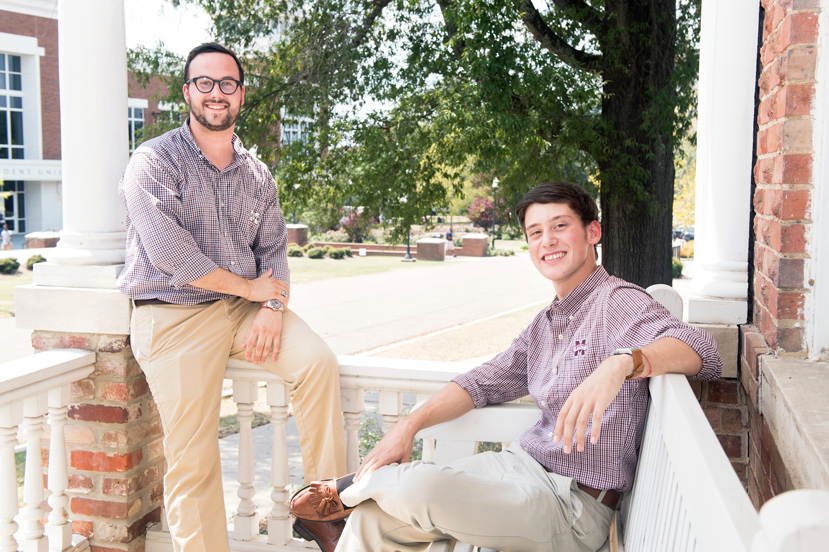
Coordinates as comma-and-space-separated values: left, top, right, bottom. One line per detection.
262, 299, 285, 312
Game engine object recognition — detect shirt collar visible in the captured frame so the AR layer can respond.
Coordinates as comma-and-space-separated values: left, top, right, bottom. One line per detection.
549, 266, 609, 316
180, 118, 245, 170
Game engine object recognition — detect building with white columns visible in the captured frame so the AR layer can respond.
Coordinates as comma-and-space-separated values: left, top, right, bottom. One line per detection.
9, 0, 829, 550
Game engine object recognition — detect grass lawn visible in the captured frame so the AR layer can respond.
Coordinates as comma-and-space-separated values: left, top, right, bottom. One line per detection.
0, 271, 32, 318
288, 255, 439, 284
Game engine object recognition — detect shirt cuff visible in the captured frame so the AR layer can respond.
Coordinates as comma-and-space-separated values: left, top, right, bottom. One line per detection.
451, 373, 489, 408
167, 255, 220, 289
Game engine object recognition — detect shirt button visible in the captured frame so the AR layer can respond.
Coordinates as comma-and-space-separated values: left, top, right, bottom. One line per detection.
221, 202, 225, 207
548, 432, 553, 437
558, 334, 564, 340
569, 315, 573, 320
540, 400, 546, 407
230, 261, 235, 265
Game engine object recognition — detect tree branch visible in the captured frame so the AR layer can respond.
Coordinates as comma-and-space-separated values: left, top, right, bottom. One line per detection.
436, 0, 467, 60
516, 0, 603, 73
550, 0, 607, 37
352, 0, 394, 48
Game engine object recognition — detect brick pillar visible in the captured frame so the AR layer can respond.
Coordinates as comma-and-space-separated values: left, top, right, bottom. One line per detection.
34, 330, 163, 552
753, 0, 817, 354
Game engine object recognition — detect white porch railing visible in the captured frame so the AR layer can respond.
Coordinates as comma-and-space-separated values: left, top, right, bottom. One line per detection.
4, 351, 828, 552
0, 349, 95, 552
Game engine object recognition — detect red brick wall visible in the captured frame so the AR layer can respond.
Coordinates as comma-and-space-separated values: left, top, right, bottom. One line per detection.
0, 9, 61, 159
34, 331, 164, 552
753, 0, 817, 354
127, 72, 172, 128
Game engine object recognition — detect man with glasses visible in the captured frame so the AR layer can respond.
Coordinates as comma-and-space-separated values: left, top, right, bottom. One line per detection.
117, 42, 346, 552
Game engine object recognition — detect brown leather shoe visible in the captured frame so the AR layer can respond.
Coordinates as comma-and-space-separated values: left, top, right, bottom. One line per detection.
291, 478, 355, 522
293, 518, 347, 552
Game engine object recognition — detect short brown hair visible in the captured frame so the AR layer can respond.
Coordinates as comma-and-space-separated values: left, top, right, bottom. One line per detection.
515, 182, 599, 234
184, 42, 244, 84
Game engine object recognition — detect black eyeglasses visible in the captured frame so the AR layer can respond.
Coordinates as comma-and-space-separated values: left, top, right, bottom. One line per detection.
185, 76, 243, 95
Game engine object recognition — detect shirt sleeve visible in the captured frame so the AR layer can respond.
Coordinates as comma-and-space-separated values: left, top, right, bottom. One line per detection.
605, 285, 723, 381
120, 151, 219, 288
251, 174, 290, 285
452, 322, 534, 407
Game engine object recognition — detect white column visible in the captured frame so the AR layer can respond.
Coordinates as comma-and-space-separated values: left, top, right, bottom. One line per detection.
687, 0, 759, 325
53, 0, 128, 265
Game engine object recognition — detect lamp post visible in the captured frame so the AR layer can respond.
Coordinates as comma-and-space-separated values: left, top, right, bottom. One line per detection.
402, 225, 415, 262
492, 177, 499, 250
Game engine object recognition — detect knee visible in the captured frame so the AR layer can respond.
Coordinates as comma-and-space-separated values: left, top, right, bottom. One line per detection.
390, 463, 446, 508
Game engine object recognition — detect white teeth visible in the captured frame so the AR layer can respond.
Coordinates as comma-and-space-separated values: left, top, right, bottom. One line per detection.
542, 252, 565, 261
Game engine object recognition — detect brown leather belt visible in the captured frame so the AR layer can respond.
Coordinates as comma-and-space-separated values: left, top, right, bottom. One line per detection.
576, 484, 621, 510
132, 298, 170, 307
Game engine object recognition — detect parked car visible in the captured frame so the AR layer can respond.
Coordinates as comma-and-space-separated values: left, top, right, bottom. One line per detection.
681, 229, 695, 241
672, 228, 684, 240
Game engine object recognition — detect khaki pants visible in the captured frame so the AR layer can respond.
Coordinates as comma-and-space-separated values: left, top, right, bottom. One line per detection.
337, 443, 613, 552
131, 298, 347, 552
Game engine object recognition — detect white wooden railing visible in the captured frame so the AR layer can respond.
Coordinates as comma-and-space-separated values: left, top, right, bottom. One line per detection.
4, 350, 828, 552
0, 349, 95, 552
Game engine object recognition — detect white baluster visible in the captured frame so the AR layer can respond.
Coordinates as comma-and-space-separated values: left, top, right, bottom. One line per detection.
415, 393, 435, 462
45, 385, 71, 552
378, 391, 402, 434
266, 382, 290, 545
233, 380, 258, 541
20, 395, 47, 552
0, 423, 20, 552
341, 388, 364, 472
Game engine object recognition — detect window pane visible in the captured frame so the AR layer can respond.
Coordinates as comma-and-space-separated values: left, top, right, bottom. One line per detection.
0, 74, 5, 90
0, 113, 7, 144
10, 56, 21, 72
11, 148, 23, 159
0, 147, 7, 158
18, 220, 25, 232
1, 181, 11, 191
10, 74, 21, 91
10, 97, 21, 109
135, 107, 144, 119
0, 54, 5, 71
17, 192, 25, 218
0, 96, 6, 108
4, 195, 12, 217
15, 181, 23, 191
10, 111, 23, 145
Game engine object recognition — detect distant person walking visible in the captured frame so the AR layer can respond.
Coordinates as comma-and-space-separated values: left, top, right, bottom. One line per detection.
1, 223, 12, 250
445, 230, 456, 257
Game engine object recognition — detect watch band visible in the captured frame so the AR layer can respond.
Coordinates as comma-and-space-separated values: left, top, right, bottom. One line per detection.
614, 348, 647, 380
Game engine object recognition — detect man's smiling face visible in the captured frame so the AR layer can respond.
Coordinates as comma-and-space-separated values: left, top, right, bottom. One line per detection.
183, 52, 244, 133
524, 202, 601, 299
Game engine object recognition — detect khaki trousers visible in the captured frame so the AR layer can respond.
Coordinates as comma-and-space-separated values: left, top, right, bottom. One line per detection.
130, 298, 347, 552
337, 443, 613, 552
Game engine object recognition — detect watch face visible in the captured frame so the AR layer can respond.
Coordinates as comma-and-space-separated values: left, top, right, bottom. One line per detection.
267, 299, 284, 311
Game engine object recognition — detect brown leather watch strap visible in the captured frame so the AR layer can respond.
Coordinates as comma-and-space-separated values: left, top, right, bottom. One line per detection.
624, 349, 646, 380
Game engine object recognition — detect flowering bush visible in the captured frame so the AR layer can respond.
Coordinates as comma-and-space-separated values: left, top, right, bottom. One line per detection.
340, 208, 376, 243
467, 198, 493, 230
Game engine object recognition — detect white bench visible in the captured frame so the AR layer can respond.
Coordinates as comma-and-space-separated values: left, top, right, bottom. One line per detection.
415, 285, 829, 552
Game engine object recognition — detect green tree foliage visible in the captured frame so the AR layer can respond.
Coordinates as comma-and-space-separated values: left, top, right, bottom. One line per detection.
138, 0, 700, 285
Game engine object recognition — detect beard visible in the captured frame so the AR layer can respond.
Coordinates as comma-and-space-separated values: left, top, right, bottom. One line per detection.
191, 100, 239, 132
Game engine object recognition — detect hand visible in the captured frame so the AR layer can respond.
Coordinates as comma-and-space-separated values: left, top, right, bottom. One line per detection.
354, 419, 417, 482
246, 269, 290, 304
553, 355, 631, 454
242, 307, 283, 363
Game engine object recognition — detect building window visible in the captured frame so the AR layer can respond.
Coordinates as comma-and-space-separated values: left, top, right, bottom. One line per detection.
128, 106, 144, 153
1, 180, 25, 233
282, 120, 310, 147
0, 53, 24, 160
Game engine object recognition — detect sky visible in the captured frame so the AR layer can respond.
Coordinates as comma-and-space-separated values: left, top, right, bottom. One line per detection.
124, 0, 213, 57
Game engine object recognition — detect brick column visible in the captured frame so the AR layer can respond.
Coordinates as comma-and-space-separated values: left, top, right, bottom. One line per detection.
741, 0, 820, 509
35, 331, 163, 552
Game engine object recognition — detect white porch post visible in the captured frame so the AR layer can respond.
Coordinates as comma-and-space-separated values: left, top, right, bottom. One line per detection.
15, 0, 131, 334
687, 0, 759, 327
52, 0, 128, 265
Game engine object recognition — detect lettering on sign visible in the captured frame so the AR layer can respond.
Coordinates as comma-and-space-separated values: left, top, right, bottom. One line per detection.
0, 163, 63, 180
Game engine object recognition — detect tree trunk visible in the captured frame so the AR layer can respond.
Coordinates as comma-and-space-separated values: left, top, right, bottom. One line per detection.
597, 0, 677, 288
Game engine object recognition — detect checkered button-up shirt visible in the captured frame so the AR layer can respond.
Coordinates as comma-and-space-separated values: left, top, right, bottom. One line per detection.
453, 267, 722, 492
117, 120, 289, 304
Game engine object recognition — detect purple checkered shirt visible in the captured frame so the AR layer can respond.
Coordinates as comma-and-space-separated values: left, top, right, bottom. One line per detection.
453, 267, 722, 493
117, 120, 289, 305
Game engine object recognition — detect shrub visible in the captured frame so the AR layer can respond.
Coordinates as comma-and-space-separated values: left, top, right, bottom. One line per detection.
0, 257, 20, 274
329, 248, 347, 260
672, 258, 683, 278
520, 244, 529, 251
344, 248, 353, 257
302, 243, 315, 252
680, 240, 694, 258
307, 247, 326, 259
323, 245, 335, 254
26, 254, 47, 270
287, 247, 304, 258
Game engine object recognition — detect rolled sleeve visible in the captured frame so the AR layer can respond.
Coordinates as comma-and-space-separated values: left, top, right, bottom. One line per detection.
121, 152, 219, 287
452, 327, 532, 408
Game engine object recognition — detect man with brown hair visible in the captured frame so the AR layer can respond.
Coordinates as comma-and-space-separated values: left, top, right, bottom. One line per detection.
118, 42, 346, 552
291, 181, 722, 552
